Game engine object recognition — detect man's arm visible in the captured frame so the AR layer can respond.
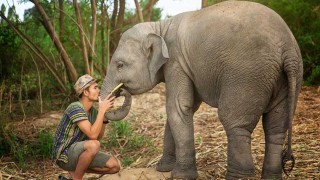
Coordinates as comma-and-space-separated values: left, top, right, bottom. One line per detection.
77, 94, 114, 140
77, 112, 105, 140
97, 124, 106, 140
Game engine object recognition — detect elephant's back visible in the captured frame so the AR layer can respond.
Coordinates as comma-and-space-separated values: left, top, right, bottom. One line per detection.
175, 0, 297, 74
189, 1, 286, 27
178, 1, 294, 45
173, 1, 298, 107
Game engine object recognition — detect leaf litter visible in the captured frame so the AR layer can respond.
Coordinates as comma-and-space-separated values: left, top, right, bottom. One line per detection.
0, 84, 319, 179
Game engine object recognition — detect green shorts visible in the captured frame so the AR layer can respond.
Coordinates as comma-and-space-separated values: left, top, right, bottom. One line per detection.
56, 141, 111, 171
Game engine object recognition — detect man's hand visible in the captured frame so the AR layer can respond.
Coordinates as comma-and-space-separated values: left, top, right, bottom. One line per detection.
98, 93, 115, 113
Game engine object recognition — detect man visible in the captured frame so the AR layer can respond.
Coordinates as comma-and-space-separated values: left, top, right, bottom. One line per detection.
52, 74, 120, 180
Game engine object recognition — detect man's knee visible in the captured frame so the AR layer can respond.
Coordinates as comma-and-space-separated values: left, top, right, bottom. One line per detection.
85, 140, 100, 154
106, 156, 120, 173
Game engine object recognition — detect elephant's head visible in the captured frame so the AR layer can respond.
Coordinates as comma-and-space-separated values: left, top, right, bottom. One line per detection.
101, 24, 169, 121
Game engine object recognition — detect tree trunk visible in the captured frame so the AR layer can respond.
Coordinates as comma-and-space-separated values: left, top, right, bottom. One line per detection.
110, 0, 118, 33
58, 0, 68, 86
111, 0, 125, 55
116, 0, 125, 30
29, 52, 43, 113
202, 0, 208, 8
145, 0, 154, 21
59, 0, 64, 38
19, 60, 26, 122
101, 1, 106, 74
134, 0, 144, 22
106, 14, 111, 66
124, 0, 159, 25
73, 0, 90, 75
31, 0, 78, 84
89, 0, 97, 75
109, 0, 118, 57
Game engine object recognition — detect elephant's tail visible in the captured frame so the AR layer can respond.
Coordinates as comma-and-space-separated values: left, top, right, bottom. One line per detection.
281, 47, 302, 175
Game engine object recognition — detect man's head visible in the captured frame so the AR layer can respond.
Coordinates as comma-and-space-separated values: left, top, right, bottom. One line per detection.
74, 74, 100, 100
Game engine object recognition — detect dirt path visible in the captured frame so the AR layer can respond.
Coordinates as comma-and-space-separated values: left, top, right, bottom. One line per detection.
1, 84, 319, 179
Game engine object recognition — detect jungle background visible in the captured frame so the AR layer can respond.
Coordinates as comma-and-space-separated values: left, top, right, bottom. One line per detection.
0, 0, 319, 179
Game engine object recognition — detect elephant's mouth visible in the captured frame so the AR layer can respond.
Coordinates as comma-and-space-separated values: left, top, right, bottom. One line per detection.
104, 87, 132, 122
111, 86, 122, 97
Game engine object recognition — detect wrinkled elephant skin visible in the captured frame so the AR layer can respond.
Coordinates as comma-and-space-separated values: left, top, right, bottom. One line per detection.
100, 1, 303, 179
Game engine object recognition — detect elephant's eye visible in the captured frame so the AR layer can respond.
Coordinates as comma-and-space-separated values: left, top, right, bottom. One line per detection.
117, 61, 124, 70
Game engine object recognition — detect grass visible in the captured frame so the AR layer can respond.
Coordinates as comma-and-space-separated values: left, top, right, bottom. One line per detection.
103, 120, 155, 167
37, 129, 54, 158
0, 107, 156, 170
0, 123, 54, 168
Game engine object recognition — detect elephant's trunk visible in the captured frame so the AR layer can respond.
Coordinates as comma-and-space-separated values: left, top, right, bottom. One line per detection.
100, 76, 132, 121
104, 88, 132, 121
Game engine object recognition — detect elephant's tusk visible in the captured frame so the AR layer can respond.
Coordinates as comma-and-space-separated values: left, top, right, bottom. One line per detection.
111, 83, 124, 94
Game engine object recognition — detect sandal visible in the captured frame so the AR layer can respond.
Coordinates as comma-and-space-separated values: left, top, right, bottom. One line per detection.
58, 175, 73, 180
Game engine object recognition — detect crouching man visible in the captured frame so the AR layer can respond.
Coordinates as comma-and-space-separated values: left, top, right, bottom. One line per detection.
52, 74, 120, 180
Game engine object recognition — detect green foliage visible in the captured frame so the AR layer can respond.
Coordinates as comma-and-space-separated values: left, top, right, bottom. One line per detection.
255, 0, 320, 84
123, 0, 162, 20
103, 120, 154, 167
0, 125, 11, 156
195, 135, 202, 146
1, 126, 28, 167
0, 5, 22, 81
105, 121, 152, 150
140, 0, 162, 21
0, 25, 22, 81
0, 122, 54, 167
37, 129, 54, 157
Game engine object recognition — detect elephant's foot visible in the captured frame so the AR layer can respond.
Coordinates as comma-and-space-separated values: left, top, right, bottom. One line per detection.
225, 128, 256, 180
225, 167, 255, 180
261, 138, 285, 179
156, 155, 176, 172
171, 163, 198, 180
261, 170, 283, 180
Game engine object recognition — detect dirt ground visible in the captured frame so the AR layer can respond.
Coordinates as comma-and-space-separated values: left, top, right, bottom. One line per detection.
1, 83, 319, 179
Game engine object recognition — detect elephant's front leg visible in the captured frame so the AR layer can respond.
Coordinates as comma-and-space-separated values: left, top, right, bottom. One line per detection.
156, 119, 176, 172
164, 68, 198, 179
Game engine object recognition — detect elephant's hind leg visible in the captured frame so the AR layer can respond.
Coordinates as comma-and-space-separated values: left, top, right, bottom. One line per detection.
222, 115, 260, 179
262, 99, 288, 179
218, 86, 267, 179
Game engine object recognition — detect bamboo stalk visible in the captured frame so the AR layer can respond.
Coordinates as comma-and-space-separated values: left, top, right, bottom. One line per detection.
73, 0, 90, 75
0, 81, 4, 112
9, 91, 12, 114
89, 0, 97, 75
19, 60, 26, 122
28, 51, 43, 113
134, 0, 144, 22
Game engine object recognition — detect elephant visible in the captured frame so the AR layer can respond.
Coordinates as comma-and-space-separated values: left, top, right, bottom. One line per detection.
101, 1, 303, 179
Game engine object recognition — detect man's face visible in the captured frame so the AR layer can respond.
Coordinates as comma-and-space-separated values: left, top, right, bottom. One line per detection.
84, 82, 100, 102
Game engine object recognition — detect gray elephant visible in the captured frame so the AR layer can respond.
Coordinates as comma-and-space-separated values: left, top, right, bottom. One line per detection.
101, 1, 303, 179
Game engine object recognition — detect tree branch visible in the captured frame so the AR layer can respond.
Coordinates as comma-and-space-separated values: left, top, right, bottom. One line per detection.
0, 11, 67, 93
31, 0, 78, 84
134, 0, 144, 22
89, 0, 97, 75
73, 0, 90, 75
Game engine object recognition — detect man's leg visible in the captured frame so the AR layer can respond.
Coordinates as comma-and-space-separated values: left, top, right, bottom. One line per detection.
87, 153, 120, 174
71, 140, 100, 180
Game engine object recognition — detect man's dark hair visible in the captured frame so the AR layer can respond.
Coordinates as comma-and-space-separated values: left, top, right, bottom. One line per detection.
79, 86, 91, 98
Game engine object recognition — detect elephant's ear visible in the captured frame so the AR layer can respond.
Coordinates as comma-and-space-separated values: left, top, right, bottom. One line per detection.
144, 33, 169, 84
